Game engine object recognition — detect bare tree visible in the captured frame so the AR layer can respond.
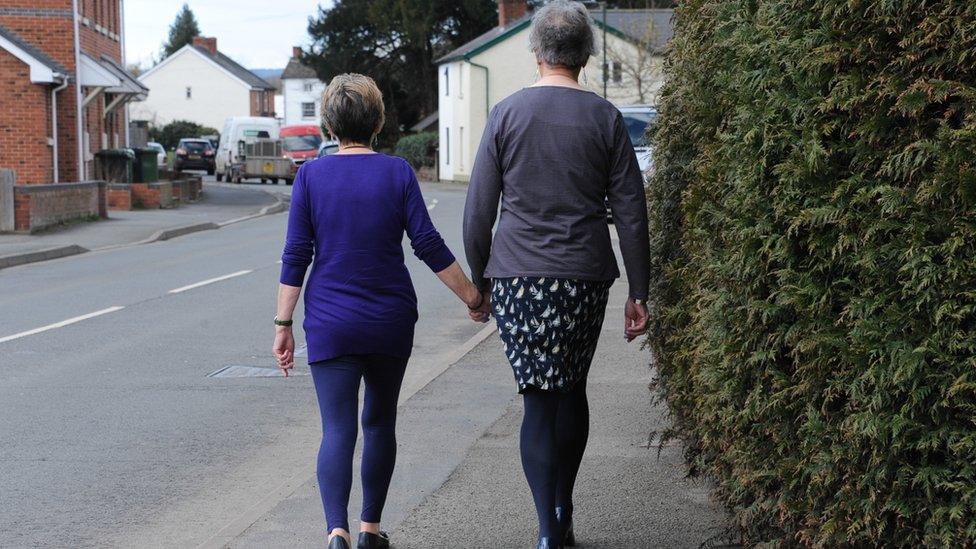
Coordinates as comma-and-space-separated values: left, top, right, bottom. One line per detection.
605, 17, 664, 104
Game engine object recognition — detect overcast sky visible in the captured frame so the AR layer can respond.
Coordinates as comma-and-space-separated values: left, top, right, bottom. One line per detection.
124, 0, 333, 70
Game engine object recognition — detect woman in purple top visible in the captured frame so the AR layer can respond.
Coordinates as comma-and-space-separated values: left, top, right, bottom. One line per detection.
272, 74, 489, 549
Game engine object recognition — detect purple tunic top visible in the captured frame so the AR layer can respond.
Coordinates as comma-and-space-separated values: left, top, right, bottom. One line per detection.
279, 154, 456, 363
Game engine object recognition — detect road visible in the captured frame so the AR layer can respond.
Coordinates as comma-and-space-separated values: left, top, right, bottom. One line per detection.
0, 180, 487, 548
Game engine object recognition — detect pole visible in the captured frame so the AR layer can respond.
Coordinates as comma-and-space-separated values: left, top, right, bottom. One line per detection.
602, 3, 607, 99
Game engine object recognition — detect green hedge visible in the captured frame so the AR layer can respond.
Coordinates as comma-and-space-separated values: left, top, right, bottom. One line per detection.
149, 120, 219, 151
648, 0, 976, 546
394, 132, 438, 169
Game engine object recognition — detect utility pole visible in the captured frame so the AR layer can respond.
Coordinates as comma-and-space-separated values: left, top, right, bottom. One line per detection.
582, 2, 609, 99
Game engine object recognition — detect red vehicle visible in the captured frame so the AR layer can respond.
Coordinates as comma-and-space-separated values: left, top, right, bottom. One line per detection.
280, 124, 324, 169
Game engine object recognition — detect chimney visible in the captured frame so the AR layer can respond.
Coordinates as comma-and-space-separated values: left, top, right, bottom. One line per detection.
292, 46, 302, 60
498, 0, 527, 28
192, 36, 217, 55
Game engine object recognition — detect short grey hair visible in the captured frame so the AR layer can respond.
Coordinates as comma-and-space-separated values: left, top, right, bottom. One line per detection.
528, 0, 596, 69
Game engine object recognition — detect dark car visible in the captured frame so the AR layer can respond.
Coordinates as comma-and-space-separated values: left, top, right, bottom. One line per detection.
174, 138, 216, 175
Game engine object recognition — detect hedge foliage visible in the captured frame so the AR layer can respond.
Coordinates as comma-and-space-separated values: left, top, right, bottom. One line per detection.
149, 120, 219, 151
394, 132, 438, 169
648, 0, 976, 546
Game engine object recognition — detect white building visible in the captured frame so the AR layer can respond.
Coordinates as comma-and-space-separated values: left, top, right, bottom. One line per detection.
281, 47, 326, 127
130, 36, 276, 131
436, 1, 673, 182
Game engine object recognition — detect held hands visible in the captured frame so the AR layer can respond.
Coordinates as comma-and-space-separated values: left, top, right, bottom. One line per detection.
273, 326, 295, 377
467, 286, 491, 323
624, 299, 649, 342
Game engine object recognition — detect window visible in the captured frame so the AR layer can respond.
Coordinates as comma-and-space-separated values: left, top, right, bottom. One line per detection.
612, 61, 623, 84
186, 87, 192, 99
444, 66, 449, 97
301, 102, 315, 118
303, 82, 314, 92
445, 127, 450, 164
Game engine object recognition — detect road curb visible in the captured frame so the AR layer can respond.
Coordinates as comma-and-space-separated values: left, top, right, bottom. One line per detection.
0, 244, 88, 271
0, 188, 288, 270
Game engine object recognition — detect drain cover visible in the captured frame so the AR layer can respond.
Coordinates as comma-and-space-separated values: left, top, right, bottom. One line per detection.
207, 365, 308, 378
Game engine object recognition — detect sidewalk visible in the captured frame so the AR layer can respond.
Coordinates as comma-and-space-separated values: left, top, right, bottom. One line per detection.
224, 279, 732, 548
0, 184, 285, 269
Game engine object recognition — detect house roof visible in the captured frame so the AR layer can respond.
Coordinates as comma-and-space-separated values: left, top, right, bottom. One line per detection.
0, 24, 68, 78
100, 54, 148, 97
410, 112, 439, 133
191, 45, 276, 90
599, 9, 673, 51
281, 56, 317, 80
435, 9, 673, 64
436, 13, 532, 64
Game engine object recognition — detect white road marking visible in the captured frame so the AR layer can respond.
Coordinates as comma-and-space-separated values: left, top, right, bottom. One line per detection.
168, 270, 253, 294
427, 198, 439, 211
0, 306, 125, 344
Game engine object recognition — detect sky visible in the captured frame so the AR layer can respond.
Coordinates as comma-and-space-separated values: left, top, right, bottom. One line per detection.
124, 0, 334, 70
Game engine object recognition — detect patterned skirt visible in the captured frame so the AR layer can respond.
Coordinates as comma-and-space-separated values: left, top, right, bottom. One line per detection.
491, 277, 613, 393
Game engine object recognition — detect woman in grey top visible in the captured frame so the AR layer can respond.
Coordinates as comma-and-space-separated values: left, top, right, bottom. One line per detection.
463, 2, 650, 548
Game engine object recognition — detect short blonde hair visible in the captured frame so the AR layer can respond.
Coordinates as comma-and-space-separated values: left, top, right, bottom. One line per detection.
321, 73, 385, 144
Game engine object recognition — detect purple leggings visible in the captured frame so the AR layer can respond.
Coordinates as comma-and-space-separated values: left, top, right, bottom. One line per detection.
310, 354, 408, 532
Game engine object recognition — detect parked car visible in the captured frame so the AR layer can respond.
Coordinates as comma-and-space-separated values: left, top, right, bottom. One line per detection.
317, 140, 339, 158
215, 117, 280, 182
281, 124, 324, 167
174, 138, 216, 175
606, 105, 659, 222
146, 141, 167, 167
618, 105, 658, 174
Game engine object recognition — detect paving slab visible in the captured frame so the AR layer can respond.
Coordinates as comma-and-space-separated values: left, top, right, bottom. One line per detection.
223, 279, 733, 548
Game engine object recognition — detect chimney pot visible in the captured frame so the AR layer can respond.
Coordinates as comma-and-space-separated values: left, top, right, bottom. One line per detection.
192, 36, 217, 55
498, 0, 528, 28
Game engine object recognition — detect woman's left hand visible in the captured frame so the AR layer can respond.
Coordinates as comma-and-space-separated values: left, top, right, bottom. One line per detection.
273, 327, 296, 377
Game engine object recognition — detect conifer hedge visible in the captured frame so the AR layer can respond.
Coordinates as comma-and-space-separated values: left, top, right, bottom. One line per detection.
647, 1, 976, 545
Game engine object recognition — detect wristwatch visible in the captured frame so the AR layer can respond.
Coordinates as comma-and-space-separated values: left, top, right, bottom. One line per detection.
274, 317, 293, 327
632, 298, 646, 306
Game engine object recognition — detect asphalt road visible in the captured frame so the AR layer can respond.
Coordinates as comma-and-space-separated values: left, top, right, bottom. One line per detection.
0, 180, 486, 548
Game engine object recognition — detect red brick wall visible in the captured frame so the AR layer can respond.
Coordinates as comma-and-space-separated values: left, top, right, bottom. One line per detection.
250, 90, 274, 117
0, 49, 55, 184
12, 181, 106, 232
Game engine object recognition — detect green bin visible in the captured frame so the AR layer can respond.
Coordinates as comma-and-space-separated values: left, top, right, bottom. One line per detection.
132, 148, 159, 183
94, 149, 135, 183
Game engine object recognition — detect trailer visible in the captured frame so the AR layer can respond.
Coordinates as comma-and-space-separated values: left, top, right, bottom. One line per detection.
228, 138, 295, 185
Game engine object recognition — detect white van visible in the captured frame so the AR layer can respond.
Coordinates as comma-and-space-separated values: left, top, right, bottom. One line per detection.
215, 117, 280, 182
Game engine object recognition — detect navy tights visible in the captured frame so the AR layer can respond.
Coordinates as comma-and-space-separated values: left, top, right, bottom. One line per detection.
520, 379, 590, 539
310, 354, 408, 533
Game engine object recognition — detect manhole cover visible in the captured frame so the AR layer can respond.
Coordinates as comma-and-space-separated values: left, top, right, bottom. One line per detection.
206, 365, 308, 378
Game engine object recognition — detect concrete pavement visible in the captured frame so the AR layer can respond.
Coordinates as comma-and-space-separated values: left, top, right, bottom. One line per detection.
221, 279, 732, 549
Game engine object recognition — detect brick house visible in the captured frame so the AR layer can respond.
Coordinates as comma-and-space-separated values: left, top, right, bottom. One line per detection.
130, 36, 277, 131
0, 1, 146, 231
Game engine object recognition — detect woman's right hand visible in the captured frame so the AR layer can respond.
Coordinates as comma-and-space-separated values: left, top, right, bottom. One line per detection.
273, 326, 295, 377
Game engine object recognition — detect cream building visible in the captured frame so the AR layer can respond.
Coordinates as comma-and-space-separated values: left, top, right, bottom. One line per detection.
436, 4, 672, 182
130, 36, 276, 131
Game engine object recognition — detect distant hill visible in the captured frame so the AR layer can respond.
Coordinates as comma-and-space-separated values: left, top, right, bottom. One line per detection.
251, 68, 284, 91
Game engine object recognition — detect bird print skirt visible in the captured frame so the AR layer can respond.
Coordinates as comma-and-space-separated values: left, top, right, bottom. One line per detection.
491, 277, 613, 393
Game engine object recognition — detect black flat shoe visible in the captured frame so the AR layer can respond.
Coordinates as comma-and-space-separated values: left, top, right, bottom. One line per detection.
537, 536, 562, 549
358, 531, 391, 549
555, 507, 576, 546
329, 535, 351, 549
